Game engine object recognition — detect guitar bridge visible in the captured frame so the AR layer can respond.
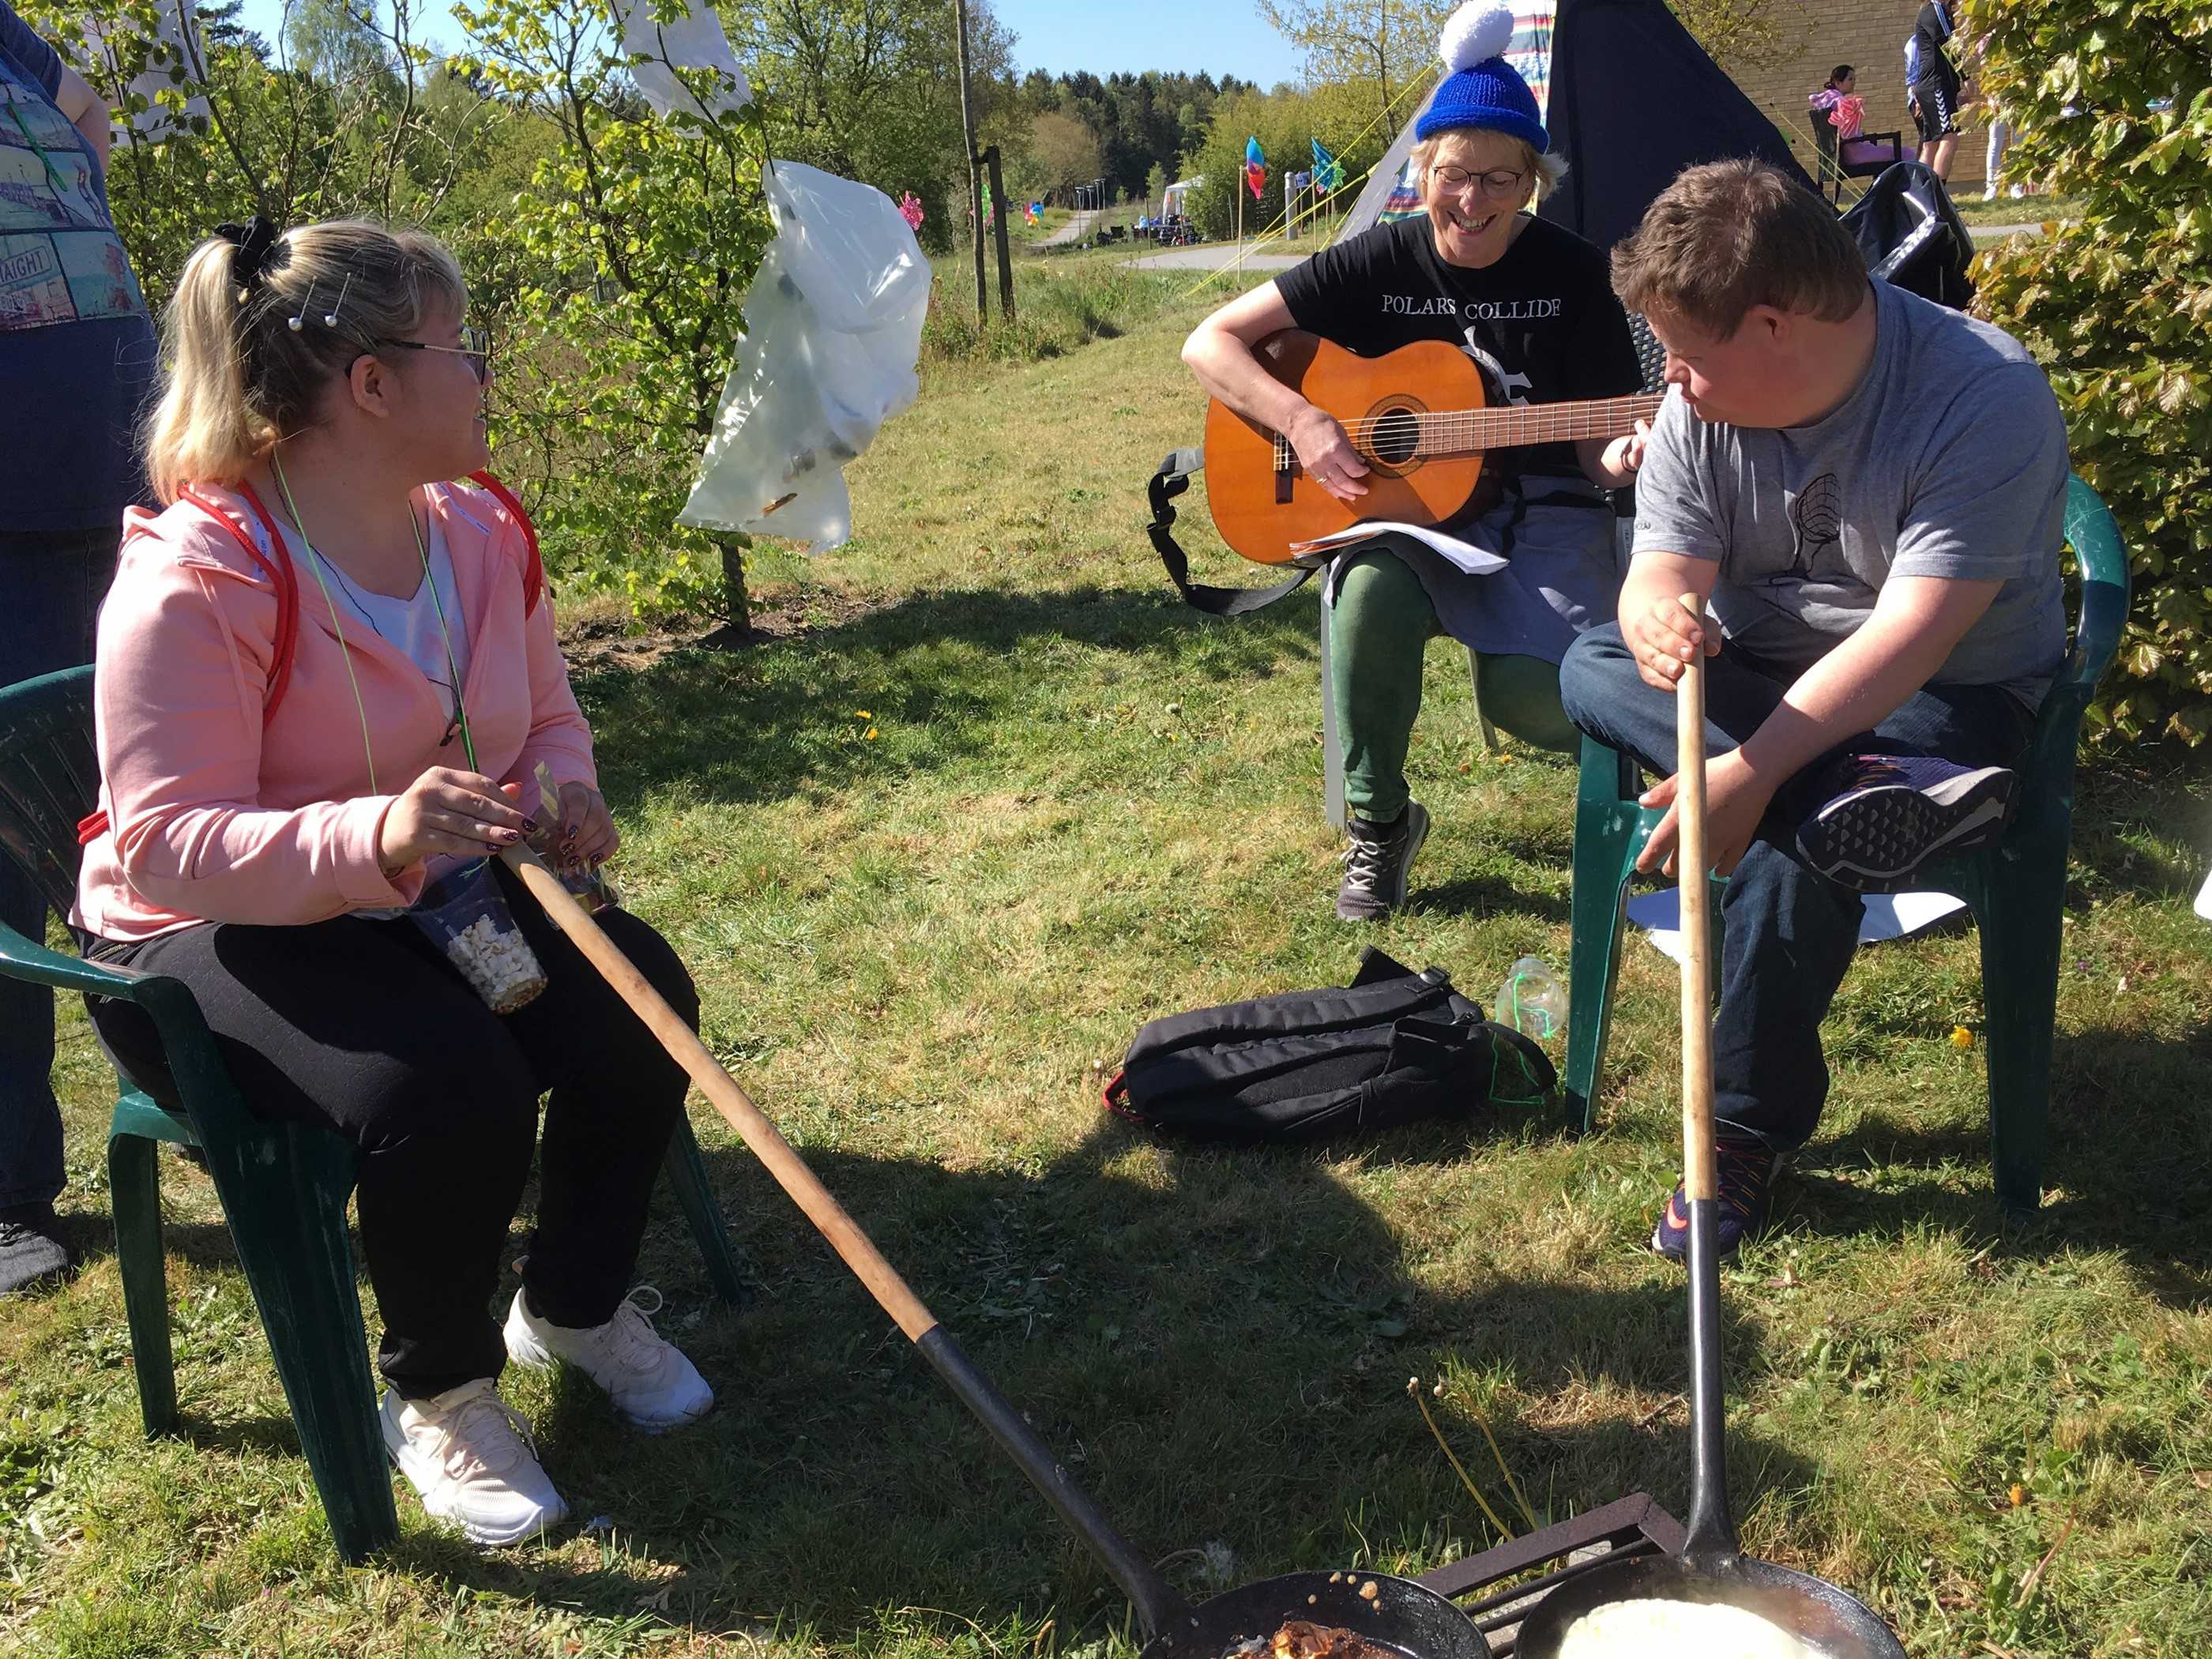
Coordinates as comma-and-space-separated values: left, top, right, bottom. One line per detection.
1272, 433, 1295, 504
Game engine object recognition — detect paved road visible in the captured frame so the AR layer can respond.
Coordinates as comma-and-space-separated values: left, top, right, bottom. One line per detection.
1967, 221, 2044, 241
1122, 243, 1308, 272
1038, 209, 1105, 249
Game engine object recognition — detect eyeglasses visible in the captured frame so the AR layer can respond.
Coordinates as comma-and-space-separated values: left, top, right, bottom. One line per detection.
1429, 164, 1531, 201
373, 325, 493, 383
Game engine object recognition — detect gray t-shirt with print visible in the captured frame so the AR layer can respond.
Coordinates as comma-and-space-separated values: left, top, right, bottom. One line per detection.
1631, 278, 2069, 705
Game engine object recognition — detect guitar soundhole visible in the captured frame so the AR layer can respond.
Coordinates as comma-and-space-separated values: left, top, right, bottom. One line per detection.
1371, 407, 1420, 468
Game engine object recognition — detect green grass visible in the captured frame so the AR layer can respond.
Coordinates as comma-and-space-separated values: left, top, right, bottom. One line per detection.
1950, 192, 2082, 226
6, 278, 2212, 1659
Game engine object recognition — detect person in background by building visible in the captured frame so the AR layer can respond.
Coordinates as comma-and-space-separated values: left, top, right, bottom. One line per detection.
1909, 0, 1966, 182
1807, 66, 1860, 197
1811, 65, 1861, 135
0, 1, 158, 1296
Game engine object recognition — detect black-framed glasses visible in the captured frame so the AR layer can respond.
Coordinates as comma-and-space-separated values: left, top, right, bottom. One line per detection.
1429, 164, 1530, 201
374, 325, 493, 382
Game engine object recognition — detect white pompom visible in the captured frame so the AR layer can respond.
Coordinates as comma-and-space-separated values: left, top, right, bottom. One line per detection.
1439, 3, 1516, 72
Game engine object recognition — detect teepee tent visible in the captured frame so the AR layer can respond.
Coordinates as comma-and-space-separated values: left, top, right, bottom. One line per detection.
1337, 0, 1810, 250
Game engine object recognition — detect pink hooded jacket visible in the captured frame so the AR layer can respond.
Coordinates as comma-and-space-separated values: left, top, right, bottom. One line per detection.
73, 476, 596, 942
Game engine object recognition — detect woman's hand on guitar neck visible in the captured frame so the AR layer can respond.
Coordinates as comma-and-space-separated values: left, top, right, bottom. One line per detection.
1589, 418, 1653, 490
1287, 404, 1371, 502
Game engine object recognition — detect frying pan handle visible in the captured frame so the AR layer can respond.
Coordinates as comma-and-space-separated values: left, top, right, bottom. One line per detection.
1675, 617, 1740, 1568
499, 848, 1198, 1638
917, 1330, 1200, 1641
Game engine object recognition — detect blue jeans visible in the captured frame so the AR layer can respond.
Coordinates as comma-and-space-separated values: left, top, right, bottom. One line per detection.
1, 526, 119, 1209
1559, 625, 2035, 1151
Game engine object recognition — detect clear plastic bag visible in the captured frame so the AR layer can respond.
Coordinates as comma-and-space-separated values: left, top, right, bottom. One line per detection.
677, 160, 932, 551
529, 763, 619, 920
411, 861, 548, 1014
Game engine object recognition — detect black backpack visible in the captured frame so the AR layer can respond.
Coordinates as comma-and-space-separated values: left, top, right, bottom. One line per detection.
1104, 949, 1556, 1143
1841, 160, 1976, 310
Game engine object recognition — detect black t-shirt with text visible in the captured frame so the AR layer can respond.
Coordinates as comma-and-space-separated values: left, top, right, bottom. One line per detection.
1273, 213, 1641, 483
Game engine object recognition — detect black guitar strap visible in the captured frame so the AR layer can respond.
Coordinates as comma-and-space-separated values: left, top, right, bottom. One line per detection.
1146, 447, 1321, 617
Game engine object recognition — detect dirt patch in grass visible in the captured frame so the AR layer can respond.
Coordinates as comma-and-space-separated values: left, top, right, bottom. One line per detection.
559, 584, 890, 673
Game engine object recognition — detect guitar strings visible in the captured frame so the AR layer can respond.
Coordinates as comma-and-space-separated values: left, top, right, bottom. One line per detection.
1320, 394, 1665, 440
1270, 393, 1665, 468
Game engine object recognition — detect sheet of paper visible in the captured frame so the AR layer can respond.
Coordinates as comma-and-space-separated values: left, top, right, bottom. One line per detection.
1288, 520, 1509, 576
1626, 886, 1966, 965
2196, 865, 2212, 923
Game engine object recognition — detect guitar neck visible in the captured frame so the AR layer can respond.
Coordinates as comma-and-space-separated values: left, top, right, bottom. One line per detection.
1377, 392, 1665, 459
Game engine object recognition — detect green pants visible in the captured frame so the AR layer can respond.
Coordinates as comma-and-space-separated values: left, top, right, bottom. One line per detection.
1330, 547, 1579, 824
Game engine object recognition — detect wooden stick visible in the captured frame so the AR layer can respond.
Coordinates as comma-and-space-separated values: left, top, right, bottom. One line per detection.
1676, 594, 1717, 1204
500, 845, 940, 1341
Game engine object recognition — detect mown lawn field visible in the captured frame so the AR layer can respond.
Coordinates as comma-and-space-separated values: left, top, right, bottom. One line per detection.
5, 263, 2209, 1659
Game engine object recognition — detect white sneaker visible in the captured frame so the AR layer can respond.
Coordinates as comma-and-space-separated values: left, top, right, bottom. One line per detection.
378, 1379, 568, 1546
504, 1285, 714, 1431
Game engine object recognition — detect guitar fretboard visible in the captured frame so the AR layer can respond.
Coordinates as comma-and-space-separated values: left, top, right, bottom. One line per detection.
1270, 391, 1665, 472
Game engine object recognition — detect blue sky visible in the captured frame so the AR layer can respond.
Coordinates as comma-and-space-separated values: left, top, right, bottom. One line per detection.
230, 0, 1306, 85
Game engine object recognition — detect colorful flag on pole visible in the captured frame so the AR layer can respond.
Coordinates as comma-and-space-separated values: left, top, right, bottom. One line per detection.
1311, 138, 1342, 195
1243, 135, 1267, 201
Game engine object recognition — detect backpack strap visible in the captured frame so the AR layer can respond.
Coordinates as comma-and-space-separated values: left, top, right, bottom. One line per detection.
78, 487, 303, 848
465, 469, 544, 615
181, 483, 302, 723
1146, 447, 1318, 616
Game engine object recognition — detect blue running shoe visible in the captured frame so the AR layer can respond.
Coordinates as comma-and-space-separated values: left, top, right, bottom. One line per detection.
1796, 754, 2013, 893
1650, 1141, 1784, 1261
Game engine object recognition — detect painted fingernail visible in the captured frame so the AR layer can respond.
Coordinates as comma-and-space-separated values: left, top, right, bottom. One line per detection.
523, 818, 538, 833
501, 830, 521, 842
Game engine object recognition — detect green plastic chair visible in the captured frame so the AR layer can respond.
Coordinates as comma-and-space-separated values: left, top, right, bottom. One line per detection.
1560, 476, 2131, 1213
0, 664, 750, 1562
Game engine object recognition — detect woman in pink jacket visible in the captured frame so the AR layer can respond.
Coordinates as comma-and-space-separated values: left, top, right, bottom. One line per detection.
75, 217, 711, 1547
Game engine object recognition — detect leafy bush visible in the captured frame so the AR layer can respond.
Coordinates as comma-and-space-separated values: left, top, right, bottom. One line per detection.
1970, 0, 2212, 743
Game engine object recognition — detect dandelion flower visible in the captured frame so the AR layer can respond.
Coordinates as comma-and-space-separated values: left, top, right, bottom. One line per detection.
1950, 1025, 1975, 1049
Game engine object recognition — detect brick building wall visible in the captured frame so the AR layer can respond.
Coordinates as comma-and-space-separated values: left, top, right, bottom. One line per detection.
1726, 0, 1992, 190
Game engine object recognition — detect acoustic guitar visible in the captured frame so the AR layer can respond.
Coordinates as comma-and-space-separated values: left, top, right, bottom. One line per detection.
1203, 330, 1665, 564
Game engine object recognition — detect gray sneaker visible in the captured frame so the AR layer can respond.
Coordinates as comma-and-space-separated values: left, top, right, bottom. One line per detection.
1336, 800, 1431, 921
0, 1204, 72, 1296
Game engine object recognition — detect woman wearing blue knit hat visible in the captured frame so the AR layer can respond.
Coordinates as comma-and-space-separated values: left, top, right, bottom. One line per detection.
1184, 4, 1647, 921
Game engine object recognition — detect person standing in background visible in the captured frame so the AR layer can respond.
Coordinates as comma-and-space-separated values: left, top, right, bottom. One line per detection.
0, 0, 157, 1294
1909, 0, 1966, 182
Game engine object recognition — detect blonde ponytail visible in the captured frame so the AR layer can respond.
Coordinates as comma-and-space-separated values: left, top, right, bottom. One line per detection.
141, 219, 468, 505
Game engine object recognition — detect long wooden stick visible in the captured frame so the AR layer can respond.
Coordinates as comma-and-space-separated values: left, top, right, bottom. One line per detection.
1676, 594, 1717, 1205
501, 845, 939, 1340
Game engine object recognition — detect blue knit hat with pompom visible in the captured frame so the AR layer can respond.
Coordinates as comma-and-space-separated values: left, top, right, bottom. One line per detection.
1414, 4, 1547, 152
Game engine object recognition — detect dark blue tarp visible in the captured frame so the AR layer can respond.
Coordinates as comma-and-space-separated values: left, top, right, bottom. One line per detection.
1538, 0, 1814, 250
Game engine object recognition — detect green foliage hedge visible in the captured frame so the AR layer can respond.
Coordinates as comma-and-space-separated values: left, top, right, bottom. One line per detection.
1971, 0, 2212, 744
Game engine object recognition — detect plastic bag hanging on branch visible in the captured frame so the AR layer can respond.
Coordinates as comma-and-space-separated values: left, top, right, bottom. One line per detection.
677, 162, 932, 552
615, 0, 752, 125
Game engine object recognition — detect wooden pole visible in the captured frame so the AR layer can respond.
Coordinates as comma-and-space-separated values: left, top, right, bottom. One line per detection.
1675, 594, 1716, 1205
984, 144, 1015, 319
500, 845, 940, 1339
953, 0, 986, 322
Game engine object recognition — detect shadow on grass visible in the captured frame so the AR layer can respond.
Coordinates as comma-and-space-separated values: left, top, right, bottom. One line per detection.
1790, 1021, 2212, 1308
386, 1117, 1812, 1642
576, 583, 1322, 811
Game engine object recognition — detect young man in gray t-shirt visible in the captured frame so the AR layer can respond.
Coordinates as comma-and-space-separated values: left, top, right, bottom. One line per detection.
1558, 160, 2069, 1261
